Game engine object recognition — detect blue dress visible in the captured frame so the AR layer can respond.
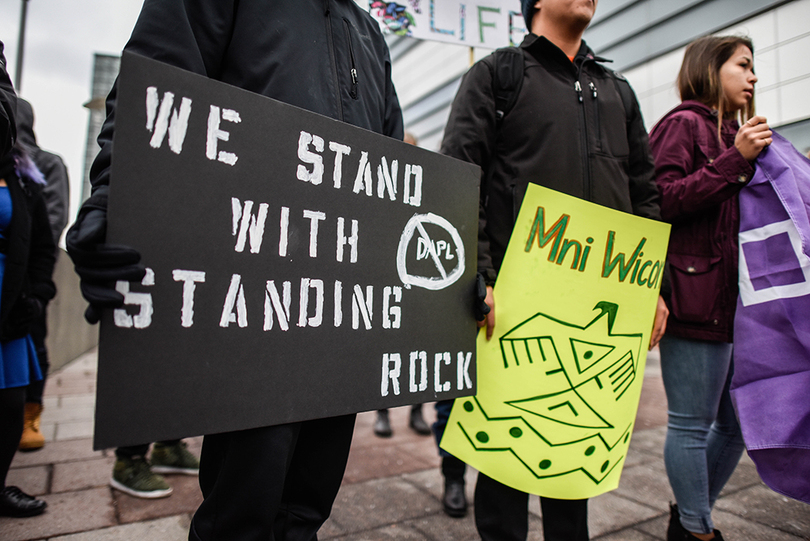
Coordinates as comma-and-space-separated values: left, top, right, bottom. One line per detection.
0, 185, 41, 389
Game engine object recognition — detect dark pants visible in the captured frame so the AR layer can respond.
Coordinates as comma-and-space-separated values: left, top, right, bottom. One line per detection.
0, 386, 26, 487
25, 308, 49, 405
189, 414, 356, 541
475, 473, 589, 541
432, 399, 456, 459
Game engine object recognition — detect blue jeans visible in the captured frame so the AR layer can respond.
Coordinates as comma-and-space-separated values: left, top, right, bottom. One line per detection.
432, 399, 454, 458
659, 335, 745, 534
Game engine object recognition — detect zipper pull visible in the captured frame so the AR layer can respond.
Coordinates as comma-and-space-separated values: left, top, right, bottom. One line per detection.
351, 68, 358, 85
575, 81, 583, 103
589, 82, 597, 99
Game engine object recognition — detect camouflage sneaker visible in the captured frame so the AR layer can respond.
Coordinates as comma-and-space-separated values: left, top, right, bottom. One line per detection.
110, 455, 172, 499
151, 441, 200, 475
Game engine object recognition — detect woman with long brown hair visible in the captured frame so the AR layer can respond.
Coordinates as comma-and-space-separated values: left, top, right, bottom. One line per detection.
649, 35, 772, 541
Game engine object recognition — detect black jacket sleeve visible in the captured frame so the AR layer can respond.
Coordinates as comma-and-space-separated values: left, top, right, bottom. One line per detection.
623, 85, 661, 222
0, 41, 17, 159
439, 59, 497, 284
35, 150, 70, 243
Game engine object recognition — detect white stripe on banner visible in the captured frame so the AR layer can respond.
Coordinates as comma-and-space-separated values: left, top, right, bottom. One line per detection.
738, 219, 810, 306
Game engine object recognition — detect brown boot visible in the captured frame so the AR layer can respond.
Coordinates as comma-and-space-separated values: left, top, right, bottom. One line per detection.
19, 403, 45, 451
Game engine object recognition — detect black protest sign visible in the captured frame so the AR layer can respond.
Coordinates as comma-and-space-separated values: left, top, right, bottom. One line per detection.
95, 52, 480, 450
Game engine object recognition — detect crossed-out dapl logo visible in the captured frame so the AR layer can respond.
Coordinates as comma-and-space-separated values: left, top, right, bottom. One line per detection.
397, 213, 465, 290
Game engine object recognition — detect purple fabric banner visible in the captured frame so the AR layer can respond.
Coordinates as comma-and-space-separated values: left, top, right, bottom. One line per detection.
734, 132, 810, 504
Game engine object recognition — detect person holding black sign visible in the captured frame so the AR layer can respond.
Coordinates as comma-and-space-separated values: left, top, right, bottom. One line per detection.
440, 0, 667, 539
66, 2, 403, 540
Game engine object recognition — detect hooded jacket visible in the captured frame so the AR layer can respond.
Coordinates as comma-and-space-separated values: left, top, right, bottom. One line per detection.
649, 100, 754, 342
84, 0, 403, 208
441, 34, 660, 282
16, 99, 70, 244
0, 156, 57, 342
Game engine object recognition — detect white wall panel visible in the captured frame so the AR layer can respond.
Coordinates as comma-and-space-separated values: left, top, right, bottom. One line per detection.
753, 49, 779, 95
777, 34, 810, 83
391, 40, 470, 109
757, 87, 782, 125
778, 77, 810, 125
775, 0, 810, 42
722, 10, 778, 50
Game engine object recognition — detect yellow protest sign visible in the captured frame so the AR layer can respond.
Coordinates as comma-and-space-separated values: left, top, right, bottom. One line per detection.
441, 184, 670, 499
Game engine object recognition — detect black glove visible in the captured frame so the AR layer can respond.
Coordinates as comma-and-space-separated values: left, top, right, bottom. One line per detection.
66, 190, 145, 324
473, 272, 491, 322
2, 294, 44, 341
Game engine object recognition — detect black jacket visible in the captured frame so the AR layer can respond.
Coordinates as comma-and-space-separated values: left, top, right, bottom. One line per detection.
85, 0, 403, 205
0, 41, 16, 158
0, 168, 57, 342
441, 34, 660, 281
16, 99, 70, 244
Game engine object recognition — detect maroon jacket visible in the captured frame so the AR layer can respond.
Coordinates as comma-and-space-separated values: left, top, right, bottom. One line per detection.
649, 100, 754, 342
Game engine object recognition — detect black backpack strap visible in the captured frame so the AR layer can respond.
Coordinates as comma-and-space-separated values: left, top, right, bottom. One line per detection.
492, 47, 525, 127
610, 70, 635, 126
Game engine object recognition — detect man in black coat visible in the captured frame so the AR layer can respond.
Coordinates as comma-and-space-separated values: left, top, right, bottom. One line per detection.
440, 0, 668, 539
66, 2, 403, 540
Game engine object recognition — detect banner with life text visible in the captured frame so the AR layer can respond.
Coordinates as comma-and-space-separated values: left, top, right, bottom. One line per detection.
367, 0, 527, 49
95, 52, 480, 450
441, 184, 670, 499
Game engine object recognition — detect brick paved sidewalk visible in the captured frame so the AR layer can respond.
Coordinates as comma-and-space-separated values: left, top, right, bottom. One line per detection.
1, 349, 807, 540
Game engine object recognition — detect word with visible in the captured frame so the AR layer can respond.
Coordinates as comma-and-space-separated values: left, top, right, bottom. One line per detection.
113, 270, 404, 331
145, 87, 240, 166
297, 131, 423, 207
381, 350, 473, 397
524, 207, 663, 289
231, 198, 359, 262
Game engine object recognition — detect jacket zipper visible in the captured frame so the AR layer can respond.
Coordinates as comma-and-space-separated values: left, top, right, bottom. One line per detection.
589, 82, 601, 152
574, 77, 591, 200
575, 58, 594, 201
343, 19, 359, 100
324, 2, 345, 121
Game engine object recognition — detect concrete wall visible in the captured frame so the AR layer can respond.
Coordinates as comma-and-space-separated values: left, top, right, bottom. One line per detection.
45, 249, 98, 373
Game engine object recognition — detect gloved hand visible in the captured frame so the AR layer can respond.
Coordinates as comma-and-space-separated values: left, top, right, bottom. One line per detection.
1, 294, 45, 341
66, 188, 145, 324
473, 272, 491, 322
